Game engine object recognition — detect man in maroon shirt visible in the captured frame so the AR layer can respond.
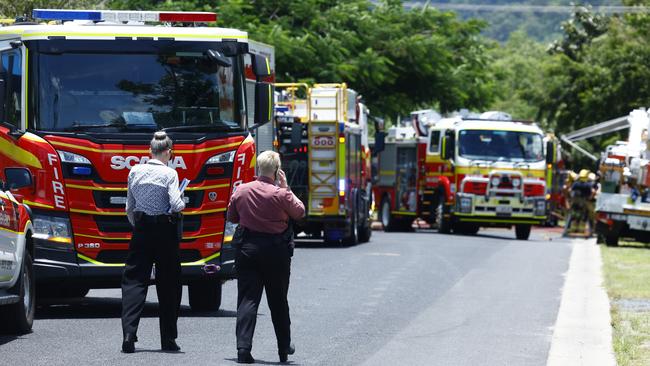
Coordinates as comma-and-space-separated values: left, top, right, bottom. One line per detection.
227, 151, 305, 364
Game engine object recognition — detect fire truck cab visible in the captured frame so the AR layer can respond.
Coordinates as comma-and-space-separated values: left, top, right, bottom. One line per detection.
0, 9, 273, 311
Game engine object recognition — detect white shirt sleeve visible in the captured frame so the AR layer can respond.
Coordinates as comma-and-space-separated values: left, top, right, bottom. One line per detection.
126, 170, 136, 226
168, 172, 186, 213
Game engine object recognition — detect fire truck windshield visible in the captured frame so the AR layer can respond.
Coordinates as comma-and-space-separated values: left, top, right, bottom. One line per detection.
30, 43, 243, 133
458, 129, 544, 162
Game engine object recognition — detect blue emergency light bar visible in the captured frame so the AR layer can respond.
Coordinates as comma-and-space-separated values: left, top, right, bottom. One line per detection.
32, 9, 217, 23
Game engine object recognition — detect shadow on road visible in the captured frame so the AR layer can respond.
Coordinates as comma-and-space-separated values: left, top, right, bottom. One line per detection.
294, 238, 371, 249
224, 357, 300, 365
35, 296, 236, 320
0, 335, 18, 346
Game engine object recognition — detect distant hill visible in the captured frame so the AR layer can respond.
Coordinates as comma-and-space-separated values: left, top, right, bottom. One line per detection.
406, 0, 621, 42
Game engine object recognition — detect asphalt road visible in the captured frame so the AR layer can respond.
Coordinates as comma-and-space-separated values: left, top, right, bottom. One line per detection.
0, 228, 572, 366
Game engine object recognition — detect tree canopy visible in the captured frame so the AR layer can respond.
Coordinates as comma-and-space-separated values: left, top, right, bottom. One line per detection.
107, 0, 496, 119
4, 0, 650, 166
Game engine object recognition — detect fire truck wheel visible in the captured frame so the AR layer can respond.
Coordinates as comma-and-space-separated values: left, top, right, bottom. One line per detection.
456, 223, 479, 235
436, 201, 452, 234
358, 215, 372, 243
2, 252, 35, 335
605, 232, 619, 246
515, 224, 532, 240
380, 198, 396, 232
343, 208, 359, 246
188, 281, 222, 312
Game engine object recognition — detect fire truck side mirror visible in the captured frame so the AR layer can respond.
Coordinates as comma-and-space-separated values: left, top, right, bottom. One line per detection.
205, 49, 232, 68
546, 140, 555, 164
252, 54, 271, 78
373, 131, 386, 156
4, 168, 33, 191
441, 132, 455, 160
0, 78, 5, 121
251, 82, 274, 129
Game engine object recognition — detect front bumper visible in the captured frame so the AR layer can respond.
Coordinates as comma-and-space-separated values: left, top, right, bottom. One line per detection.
33, 238, 236, 288
454, 194, 546, 226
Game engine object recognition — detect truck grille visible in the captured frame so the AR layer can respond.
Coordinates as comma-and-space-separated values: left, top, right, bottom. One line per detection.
94, 215, 201, 233
95, 249, 202, 264
92, 191, 203, 209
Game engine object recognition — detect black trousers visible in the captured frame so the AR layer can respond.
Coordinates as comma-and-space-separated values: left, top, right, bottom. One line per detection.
236, 233, 291, 351
121, 220, 181, 341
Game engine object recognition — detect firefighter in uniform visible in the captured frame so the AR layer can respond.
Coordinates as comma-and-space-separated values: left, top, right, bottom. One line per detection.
227, 150, 305, 364
563, 169, 595, 237
121, 131, 185, 353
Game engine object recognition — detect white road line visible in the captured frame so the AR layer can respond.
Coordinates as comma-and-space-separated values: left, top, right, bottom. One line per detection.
546, 238, 616, 366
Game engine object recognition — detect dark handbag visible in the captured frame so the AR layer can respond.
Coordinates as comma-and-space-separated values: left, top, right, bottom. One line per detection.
283, 221, 295, 257
231, 225, 245, 252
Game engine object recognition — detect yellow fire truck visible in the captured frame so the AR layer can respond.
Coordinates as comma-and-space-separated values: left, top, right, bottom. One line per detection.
431, 112, 551, 239
275, 83, 373, 244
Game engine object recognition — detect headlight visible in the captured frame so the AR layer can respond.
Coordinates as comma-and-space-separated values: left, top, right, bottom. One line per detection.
491, 177, 500, 187
223, 221, 238, 243
534, 200, 546, 216
459, 197, 472, 213
58, 150, 91, 164
512, 178, 521, 187
33, 215, 72, 244
206, 150, 236, 164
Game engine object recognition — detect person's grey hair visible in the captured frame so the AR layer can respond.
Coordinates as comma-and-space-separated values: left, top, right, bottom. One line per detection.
151, 131, 173, 156
257, 151, 281, 177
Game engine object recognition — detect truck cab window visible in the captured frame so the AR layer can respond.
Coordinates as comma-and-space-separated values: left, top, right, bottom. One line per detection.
0, 49, 22, 127
429, 130, 441, 153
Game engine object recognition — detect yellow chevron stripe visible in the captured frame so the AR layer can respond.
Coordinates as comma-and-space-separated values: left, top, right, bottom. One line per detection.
78, 251, 222, 267
23, 199, 54, 209
0, 137, 42, 168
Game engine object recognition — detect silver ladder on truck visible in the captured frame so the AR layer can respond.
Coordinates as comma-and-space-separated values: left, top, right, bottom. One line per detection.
308, 85, 346, 216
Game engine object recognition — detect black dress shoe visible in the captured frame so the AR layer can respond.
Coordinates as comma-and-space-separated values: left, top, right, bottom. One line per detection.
121, 333, 137, 354
237, 348, 255, 364
161, 339, 181, 352
279, 343, 295, 363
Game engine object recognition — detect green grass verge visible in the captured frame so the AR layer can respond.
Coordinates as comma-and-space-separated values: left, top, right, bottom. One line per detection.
602, 241, 650, 366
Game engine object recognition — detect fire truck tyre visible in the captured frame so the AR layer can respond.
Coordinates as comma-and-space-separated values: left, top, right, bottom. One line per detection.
344, 208, 359, 246
381, 198, 397, 232
459, 224, 479, 235
605, 232, 619, 246
358, 196, 372, 243
188, 282, 222, 312
2, 252, 35, 335
436, 201, 452, 234
515, 224, 532, 240
358, 215, 372, 243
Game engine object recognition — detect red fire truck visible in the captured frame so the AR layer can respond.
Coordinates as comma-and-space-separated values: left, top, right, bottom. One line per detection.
0, 9, 273, 311
275, 83, 373, 244
373, 125, 424, 231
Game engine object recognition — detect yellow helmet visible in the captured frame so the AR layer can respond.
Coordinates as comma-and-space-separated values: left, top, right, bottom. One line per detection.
579, 169, 590, 181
